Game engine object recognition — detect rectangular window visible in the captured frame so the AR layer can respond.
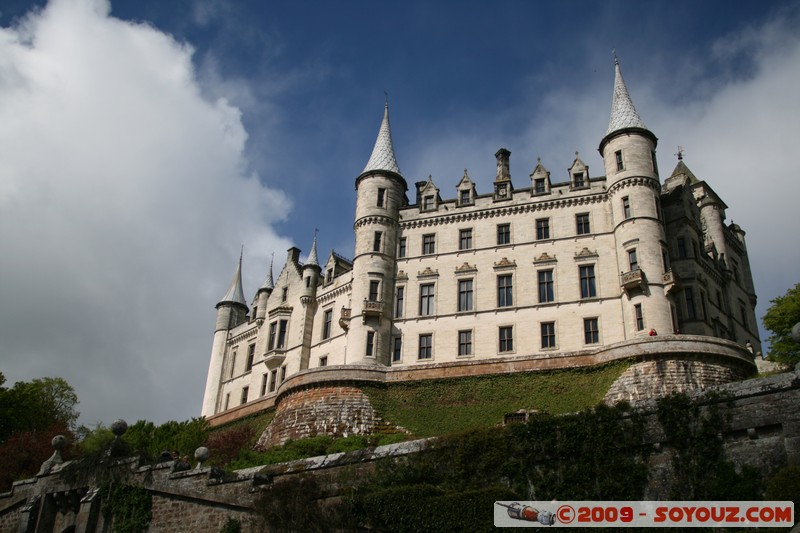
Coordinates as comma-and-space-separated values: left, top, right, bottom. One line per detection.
536, 218, 550, 240
662, 251, 670, 272
458, 279, 473, 312
373, 231, 382, 252
499, 326, 513, 352
459, 189, 471, 204
628, 248, 639, 271
377, 188, 385, 207
269, 370, 277, 393
260, 373, 268, 396
622, 196, 631, 219
677, 237, 687, 259
685, 287, 696, 319
534, 178, 546, 194
277, 319, 288, 348
740, 303, 748, 328
368, 280, 380, 301
497, 274, 513, 307
326, 268, 333, 283
366, 331, 375, 357
459, 228, 473, 250
279, 366, 286, 383
573, 172, 585, 188
268, 322, 277, 350
224, 393, 230, 410
458, 330, 472, 356
419, 284, 435, 316
418, 334, 432, 359
319, 356, 328, 367
392, 336, 402, 362
241, 386, 249, 405
541, 322, 556, 349
634, 304, 644, 331
246, 343, 255, 371
323, 309, 333, 339
615, 150, 624, 171
282, 287, 288, 302
576, 213, 590, 235
497, 223, 511, 245
229, 350, 237, 379
398, 237, 406, 258
305, 276, 310, 288
395, 286, 404, 318
422, 234, 435, 255
423, 195, 434, 210
651, 150, 658, 174
538, 269, 554, 303
579, 265, 596, 298
717, 290, 725, 312
584, 318, 599, 344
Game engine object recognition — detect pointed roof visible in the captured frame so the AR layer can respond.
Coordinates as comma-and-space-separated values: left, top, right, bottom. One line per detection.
305, 234, 320, 268
259, 254, 274, 292
606, 58, 647, 135
362, 101, 401, 176
218, 252, 247, 307
669, 159, 699, 184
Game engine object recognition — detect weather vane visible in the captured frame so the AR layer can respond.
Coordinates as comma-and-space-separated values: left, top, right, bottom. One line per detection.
675, 146, 685, 160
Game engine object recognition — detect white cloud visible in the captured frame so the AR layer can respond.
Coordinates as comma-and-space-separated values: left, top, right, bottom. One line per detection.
0, 0, 292, 424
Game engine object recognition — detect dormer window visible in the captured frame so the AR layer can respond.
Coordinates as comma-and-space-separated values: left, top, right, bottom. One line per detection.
534, 178, 547, 194
459, 189, 471, 205
423, 195, 435, 210
572, 172, 585, 188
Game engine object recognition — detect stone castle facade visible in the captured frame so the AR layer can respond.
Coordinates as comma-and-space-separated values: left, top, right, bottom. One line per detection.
201, 60, 761, 433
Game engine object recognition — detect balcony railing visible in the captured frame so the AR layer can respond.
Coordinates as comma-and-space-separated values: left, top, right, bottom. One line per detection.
620, 269, 645, 292
662, 270, 681, 294
339, 307, 351, 330
362, 299, 384, 322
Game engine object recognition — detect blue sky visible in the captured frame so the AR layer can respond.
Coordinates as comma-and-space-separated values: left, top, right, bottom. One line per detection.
0, 0, 798, 425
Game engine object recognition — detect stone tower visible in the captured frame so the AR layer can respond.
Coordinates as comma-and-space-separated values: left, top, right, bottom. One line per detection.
201, 254, 248, 417
599, 58, 673, 336
348, 101, 407, 365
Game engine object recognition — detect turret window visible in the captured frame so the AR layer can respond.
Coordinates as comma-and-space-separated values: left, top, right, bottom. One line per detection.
628, 249, 639, 271
622, 197, 631, 219
615, 150, 624, 171
366, 331, 376, 357
651, 150, 658, 175
373, 232, 382, 252
245, 343, 255, 371
368, 280, 380, 302
634, 304, 644, 331
229, 350, 237, 379
377, 188, 385, 207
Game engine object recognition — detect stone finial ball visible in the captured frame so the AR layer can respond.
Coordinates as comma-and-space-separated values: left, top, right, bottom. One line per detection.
194, 446, 209, 462
791, 322, 800, 343
51, 435, 66, 449
110, 419, 128, 437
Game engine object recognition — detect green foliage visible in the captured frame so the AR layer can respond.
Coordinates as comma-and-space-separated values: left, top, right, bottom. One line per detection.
102, 484, 152, 533
765, 465, 800, 514
0, 375, 79, 441
219, 516, 242, 533
656, 392, 762, 499
253, 474, 351, 533
763, 282, 800, 365
362, 361, 630, 437
122, 417, 209, 461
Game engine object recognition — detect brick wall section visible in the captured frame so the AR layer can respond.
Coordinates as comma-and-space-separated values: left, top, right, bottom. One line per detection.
603, 355, 752, 404
256, 385, 396, 449
148, 493, 250, 533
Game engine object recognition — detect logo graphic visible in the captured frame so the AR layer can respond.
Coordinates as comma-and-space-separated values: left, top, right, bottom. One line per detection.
496, 502, 556, 525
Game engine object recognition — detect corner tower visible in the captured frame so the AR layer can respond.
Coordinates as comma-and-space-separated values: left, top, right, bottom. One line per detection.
349, 101, 407, 365
202, 254, 248, 417
599, 58, 673, 337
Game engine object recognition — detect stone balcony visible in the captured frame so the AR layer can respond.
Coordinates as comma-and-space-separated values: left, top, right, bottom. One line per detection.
362, 299, 384, 322
264, 348, 286, 369
620, 268, 645, 293
662, 270, 681, 294
339, 307, 351, 330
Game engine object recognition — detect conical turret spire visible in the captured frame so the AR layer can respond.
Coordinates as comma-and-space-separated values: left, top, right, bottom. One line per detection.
362, 100, 401, 175
305, 232, 320, 268
606, 57, 647, 135
259, 253, 274, 291
219, 250, 246, 306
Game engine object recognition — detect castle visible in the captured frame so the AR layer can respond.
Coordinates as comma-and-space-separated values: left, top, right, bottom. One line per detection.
201, 60, 761, 440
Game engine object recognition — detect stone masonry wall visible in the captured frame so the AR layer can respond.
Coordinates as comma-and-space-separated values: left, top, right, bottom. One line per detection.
256, 385, 394, 449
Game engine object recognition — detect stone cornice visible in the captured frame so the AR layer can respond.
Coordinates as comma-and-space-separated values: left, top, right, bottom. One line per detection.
317, 281, 352, 305
399, 194, 608, 230
228, 327, 258, 346
607, 176, 661, 196
354, 215, 398, 231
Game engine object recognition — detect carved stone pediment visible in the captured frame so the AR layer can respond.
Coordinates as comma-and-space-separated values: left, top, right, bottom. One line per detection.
417, 267, 439, 278
534, 252, 557, 264
493, 257, 516, 270
454, 262, 477, 274
574, 247, 598, 260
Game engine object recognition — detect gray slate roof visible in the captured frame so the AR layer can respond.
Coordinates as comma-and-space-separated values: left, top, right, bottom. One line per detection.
362, 102, 401, 175
606, 59, 646, 135
219, 255, 246, 306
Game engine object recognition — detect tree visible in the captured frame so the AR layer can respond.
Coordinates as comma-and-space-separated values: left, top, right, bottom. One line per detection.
762, 282, 800, 366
